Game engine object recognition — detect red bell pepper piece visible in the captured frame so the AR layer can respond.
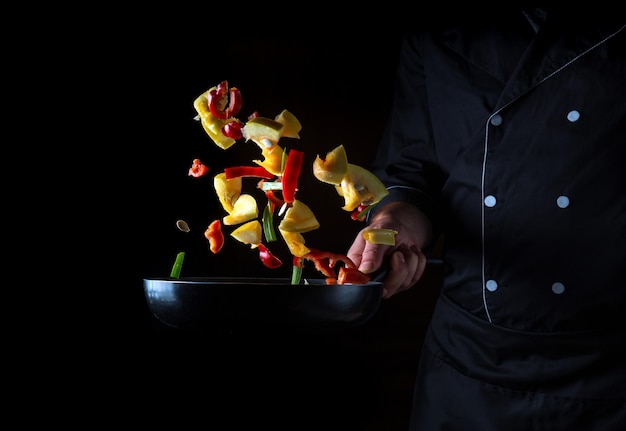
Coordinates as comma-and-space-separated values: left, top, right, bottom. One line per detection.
292, 253, 334, 278
204, 219, 224, 254
224, 166, 274, 180
305, 248, 357, 269
350, 204, 372, 221
281, 149, 304, 203
222, 120, 243, 139
292, 255, 305, 268
257, 243, 282, 269
263, 189, 284, 208
188, 158, 209, 178
295, 248, 359, 280
293, 249, 371, 284
337, 266, 371, 285
295, 248, 369, 284
207, 80, 243, 120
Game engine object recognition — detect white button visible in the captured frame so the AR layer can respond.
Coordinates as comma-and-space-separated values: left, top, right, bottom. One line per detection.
490, 114, 503, 126
486, 280, 498, 291
567, 110, 580, 122
484, 195, 497, 207
552, 282, 565, 294
557, 195, 570, 208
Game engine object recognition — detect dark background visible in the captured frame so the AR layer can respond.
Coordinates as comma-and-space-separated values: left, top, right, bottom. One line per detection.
84, 20, 443, 430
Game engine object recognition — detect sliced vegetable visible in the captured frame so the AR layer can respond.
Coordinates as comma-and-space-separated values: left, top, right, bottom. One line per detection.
281, 149, 304, 203
222, 194, 258, 225
292, 249, 370, 284
254, 144, 285, 176
188, 158, 209, 178
312, 144, 348, 185
263, 189, 285, 208
242, 116, 284, 148
262, 203, 277, 243
362, 228, 398, 245
291, 265, 303, 284
207, 80, 243, 120
279, 230, 310, 257
204, 219, 224, 254
337, 163, 389, 211
257, 243, 282, 269
221, 119, 244, 139
193, 90, 237, 150
224, 165, 274, 180
170, 251, 185, 278
337, 266, 371, 285
304, 253, 337, 279
278, 199, 320, 233
274, 109, 302, 139
291, 255, 304, 285
260, 181, 283, 191
230, 220, 262, 247
351, 203, 376, 221
214, 172, 242, 214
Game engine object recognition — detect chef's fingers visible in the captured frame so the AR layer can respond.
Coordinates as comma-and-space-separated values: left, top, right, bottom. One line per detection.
346, 233, 367, 268
407, 246, 428, 288
356, 243, 390, 275
348, 231, 389, 274
381, 246, 427, 298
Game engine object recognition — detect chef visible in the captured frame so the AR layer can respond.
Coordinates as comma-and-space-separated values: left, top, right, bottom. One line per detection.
347, 8, 626, 430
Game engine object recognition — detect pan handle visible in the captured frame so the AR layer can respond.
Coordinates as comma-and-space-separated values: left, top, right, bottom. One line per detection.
369, 264, 389, 282
369, 257, 443, 282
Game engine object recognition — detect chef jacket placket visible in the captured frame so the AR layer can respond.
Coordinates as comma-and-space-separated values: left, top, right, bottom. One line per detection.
479, 25, 626, 325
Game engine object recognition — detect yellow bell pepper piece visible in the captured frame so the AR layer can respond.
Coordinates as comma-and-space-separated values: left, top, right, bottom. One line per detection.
362, 228, 398, 246
231, 220, 262, 248
279, 230, 311, 257
223, 194, 258, 226
213, 173, 242, 214
193, 89, 237, 150
278, 199, 320, 233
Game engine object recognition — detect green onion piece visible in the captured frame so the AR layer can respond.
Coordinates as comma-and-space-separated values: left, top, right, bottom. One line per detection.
262, 203, 277, 242
260, 181, 283, 191
356, 203, 377, 219
170, 251, 185, 278
291, 263, 303, 285
280, 148, 288, 173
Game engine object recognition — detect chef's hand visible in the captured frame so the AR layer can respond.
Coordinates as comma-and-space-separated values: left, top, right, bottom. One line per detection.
347, 201, 433, 298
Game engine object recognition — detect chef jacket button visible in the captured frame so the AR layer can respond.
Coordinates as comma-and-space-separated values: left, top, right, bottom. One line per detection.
567, 110, 580, 122
490, 114, 503, 126
552, 282, 565, 294
557, 195, 570, 208
486, 279, 498, 291
484, 195, 497, 207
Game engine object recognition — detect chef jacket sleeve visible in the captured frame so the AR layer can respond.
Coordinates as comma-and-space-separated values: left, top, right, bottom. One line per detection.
367, 32, 446, 241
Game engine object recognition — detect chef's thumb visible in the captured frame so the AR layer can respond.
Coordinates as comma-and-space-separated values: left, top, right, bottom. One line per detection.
357, 245, 385, 274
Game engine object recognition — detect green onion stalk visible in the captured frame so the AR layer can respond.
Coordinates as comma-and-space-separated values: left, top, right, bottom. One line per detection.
170, 251, 185, 278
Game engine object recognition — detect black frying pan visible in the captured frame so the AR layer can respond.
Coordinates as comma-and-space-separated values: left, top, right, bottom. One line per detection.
143, 277, 384, 331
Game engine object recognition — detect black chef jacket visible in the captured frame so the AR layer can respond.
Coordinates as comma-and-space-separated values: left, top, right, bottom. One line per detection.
370, 10, 626, 430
